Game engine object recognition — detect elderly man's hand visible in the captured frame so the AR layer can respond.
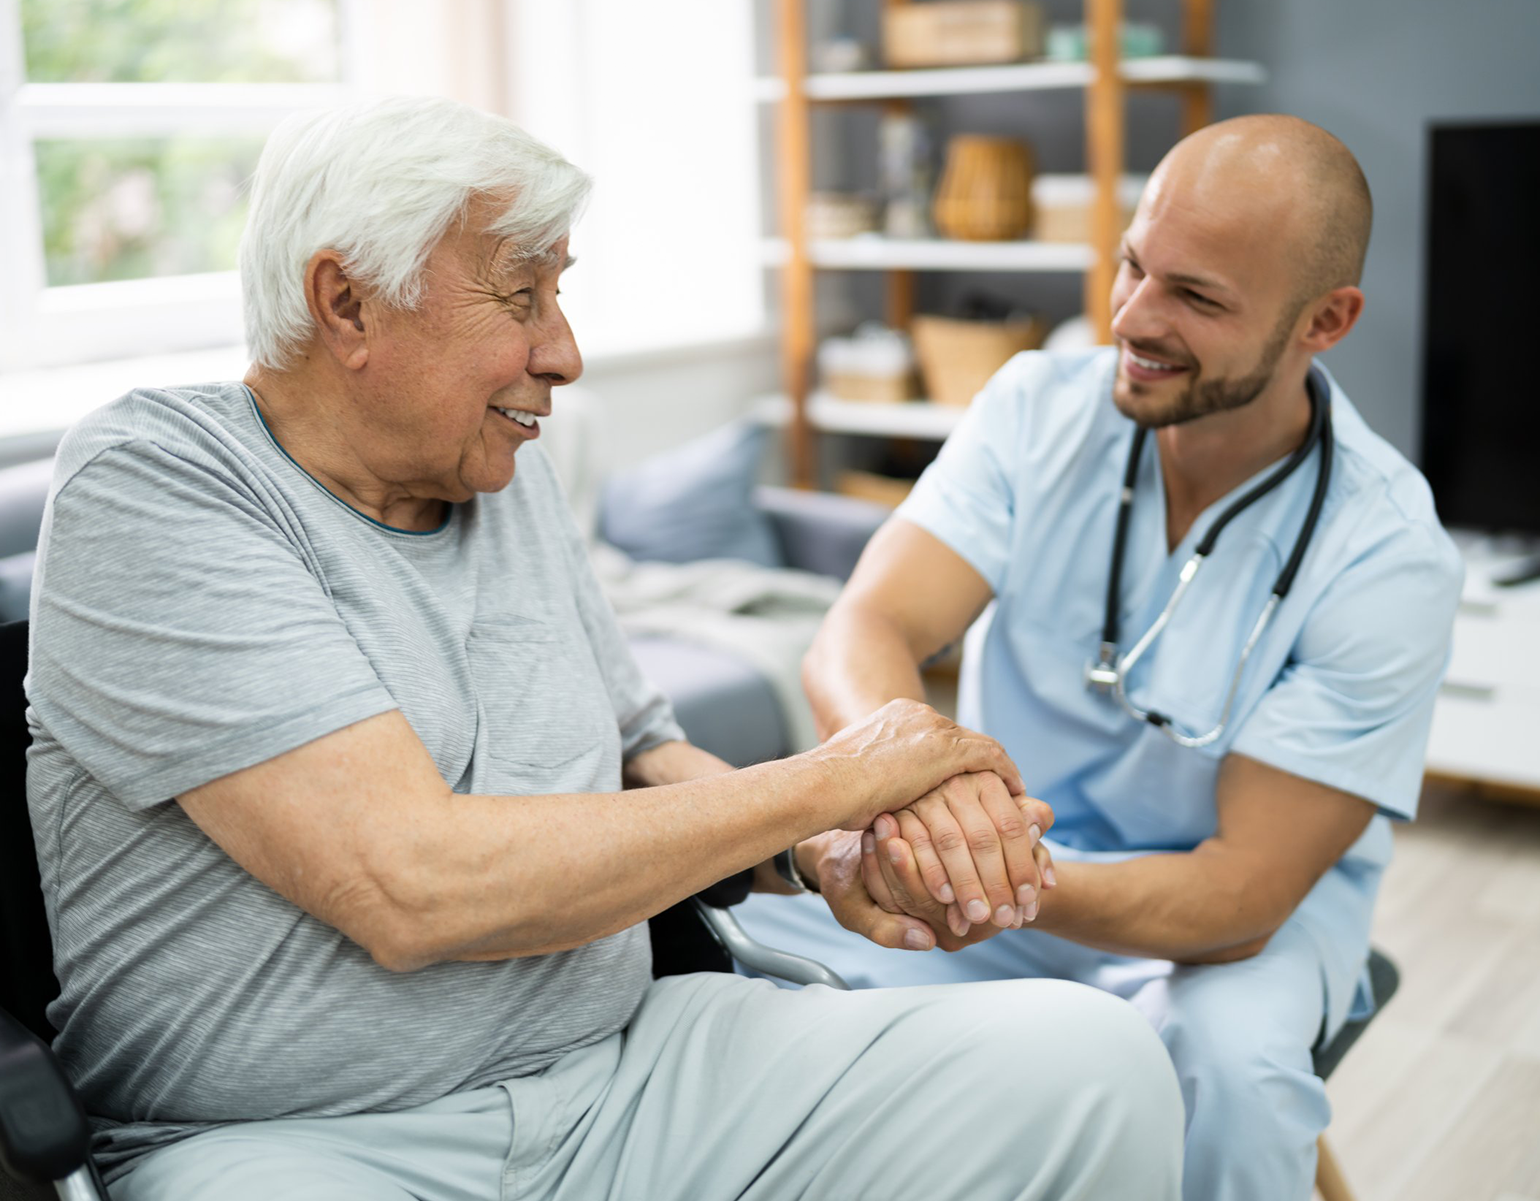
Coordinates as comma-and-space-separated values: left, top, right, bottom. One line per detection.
879, 773, 1057, 938
811, 698, 1026, 832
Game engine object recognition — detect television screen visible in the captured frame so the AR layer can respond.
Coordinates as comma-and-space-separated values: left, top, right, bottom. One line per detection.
1419, 121, 1540, 535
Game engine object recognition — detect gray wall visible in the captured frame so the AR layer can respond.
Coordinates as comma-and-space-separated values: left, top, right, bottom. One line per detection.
1215, 0, 1540, 459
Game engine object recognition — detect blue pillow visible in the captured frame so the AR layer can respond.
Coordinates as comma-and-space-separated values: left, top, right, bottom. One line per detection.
599, 421, 783, 567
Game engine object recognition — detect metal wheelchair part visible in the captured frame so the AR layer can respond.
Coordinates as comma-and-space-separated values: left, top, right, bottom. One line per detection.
690, 898, 850, 991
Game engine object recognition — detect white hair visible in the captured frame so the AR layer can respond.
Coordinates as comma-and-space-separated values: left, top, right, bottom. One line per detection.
239, 95, 592, 369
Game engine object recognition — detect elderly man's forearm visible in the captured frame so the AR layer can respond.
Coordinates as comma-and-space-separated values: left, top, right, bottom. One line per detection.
363, 753, 851, 970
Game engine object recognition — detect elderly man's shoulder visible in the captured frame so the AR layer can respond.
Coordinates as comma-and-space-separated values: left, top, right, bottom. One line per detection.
54, 379, 257, 487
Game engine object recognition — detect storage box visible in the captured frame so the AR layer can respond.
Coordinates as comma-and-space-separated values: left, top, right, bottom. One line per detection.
883, 1, 1047, 69
911, 313, 1045, 408
1031, 174, 1146, 244
818, 324, 918, 404
823, 370, 918, 404
807, 192, 879, 240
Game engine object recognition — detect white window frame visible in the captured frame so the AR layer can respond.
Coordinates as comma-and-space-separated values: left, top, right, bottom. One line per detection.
0, 0, 360, 373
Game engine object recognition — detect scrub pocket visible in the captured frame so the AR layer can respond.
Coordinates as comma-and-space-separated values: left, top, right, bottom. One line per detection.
464, 613, 616, 794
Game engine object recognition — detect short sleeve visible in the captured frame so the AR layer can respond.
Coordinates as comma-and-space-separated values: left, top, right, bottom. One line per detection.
539, 449, 686, 759
1230, 527, 1463, 820
895, 356, 1028, 592
28, 442, 398, 809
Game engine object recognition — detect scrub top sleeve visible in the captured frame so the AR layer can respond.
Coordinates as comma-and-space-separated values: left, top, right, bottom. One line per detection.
1230, 526, 1464, 821
895, 355, 1031, 593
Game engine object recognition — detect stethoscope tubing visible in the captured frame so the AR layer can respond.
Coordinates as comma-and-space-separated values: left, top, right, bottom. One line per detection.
1089, 369, 1335, 747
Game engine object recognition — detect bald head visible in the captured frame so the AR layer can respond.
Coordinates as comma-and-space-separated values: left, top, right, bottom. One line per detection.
1152, 114, 1372, 303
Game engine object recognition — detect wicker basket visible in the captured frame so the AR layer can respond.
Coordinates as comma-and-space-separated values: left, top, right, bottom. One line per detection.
911, 314, 1045, 408
933, 135, 1035, 242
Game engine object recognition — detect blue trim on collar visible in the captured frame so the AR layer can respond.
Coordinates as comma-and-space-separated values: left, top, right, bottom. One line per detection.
244, 386, 452, 537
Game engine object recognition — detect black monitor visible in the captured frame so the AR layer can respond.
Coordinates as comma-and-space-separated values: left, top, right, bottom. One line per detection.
1419, 120, 1540, 537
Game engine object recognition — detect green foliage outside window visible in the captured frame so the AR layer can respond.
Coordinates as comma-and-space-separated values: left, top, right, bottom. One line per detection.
35, 138, 266, 286
21, 0, 339, 286
21, 0, 341, 84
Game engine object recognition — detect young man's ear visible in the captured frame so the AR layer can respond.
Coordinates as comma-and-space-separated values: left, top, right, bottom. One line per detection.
305, 251, 369, 370
1301, 286, 1365, 354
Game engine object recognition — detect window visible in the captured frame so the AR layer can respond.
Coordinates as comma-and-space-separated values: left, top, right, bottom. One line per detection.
0, 0, 355, 372
0, 0, 765, 379
504, 0, 766, 359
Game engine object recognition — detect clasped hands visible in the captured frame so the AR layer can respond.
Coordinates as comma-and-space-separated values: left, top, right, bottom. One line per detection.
822, 770, 1057, 954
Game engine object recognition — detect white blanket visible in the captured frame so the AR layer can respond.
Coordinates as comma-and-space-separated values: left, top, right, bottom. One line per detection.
592, 542, 842, 753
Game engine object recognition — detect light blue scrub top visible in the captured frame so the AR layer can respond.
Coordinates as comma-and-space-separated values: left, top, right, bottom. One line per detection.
898, 349, 1463, 1028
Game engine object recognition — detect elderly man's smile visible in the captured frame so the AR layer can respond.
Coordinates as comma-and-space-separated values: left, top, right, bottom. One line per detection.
491, 405, 541, 438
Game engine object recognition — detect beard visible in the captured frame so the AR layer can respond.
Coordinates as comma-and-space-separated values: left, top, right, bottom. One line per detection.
1113, 305, 1299, 429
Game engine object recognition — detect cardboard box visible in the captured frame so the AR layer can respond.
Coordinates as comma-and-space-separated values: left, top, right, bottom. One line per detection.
1031, 174, 1147, 244
883, 1, 1047, 69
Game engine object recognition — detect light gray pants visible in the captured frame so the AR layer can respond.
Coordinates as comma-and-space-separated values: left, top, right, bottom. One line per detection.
737, 890, 1348, 1201
111, 972, 1183, 1200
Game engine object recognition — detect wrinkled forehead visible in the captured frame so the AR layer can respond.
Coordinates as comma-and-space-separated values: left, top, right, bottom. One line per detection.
464, 232, 574, 289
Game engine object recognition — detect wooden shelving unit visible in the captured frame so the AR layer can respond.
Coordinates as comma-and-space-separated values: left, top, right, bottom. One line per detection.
764, 0, 1265, 486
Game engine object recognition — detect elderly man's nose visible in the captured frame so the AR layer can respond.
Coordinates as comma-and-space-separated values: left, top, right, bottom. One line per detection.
531, 314, 583, 385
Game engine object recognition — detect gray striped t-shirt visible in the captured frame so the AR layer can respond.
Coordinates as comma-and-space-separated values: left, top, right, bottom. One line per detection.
25, 382, 684, 1179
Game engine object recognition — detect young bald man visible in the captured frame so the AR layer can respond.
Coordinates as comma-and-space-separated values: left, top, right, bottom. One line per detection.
736, 115, 1463, 1200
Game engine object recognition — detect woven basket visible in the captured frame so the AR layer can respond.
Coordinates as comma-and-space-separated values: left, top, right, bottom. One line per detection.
912, 314, 1045, 408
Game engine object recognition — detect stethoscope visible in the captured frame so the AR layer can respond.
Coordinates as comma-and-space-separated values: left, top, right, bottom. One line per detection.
1084, 370, 1334, 748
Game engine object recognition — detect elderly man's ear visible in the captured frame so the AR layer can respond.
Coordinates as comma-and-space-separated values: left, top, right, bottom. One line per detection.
305, 251, 371, 370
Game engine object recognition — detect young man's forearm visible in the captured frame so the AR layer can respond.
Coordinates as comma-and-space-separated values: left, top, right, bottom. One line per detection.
803, 604, 930, 738
1035, 849, 1280, 964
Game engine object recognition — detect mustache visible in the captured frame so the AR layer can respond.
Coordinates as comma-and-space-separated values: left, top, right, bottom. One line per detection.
1120, 339, 1195, 369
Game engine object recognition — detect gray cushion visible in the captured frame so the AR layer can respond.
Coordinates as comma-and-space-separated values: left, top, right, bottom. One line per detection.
627, 636, 788, 767
0, 553, 34, 623
755, 486, 889, 580
599, 421, 781, 568
0, 459, 54, 560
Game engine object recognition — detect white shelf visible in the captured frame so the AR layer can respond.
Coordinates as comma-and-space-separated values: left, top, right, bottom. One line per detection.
755, 392, 964, 440
761, 236, 1092, 272
753, 56, 1266, 103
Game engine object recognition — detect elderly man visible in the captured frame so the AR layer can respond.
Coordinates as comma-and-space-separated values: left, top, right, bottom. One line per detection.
737, 116, 1464, 1201
24, 97, 1183, 1200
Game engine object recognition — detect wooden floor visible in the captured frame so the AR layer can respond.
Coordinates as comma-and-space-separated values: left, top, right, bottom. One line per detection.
1318, 781, 1540, 1201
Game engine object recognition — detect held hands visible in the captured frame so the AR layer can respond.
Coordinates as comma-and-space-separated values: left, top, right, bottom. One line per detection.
811, 698, 1027, 832
868, 772, 1056, 942
811, 772, 1056, 953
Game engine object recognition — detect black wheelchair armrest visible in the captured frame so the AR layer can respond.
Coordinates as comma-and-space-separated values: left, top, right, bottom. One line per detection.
0, 1006, 90, 1186
694, 869, 753, 910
